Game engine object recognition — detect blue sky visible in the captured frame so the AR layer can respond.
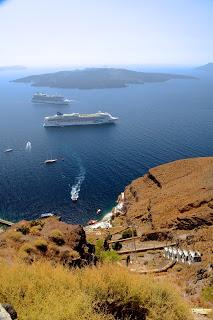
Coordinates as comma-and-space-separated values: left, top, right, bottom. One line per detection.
0, 0, 212, 67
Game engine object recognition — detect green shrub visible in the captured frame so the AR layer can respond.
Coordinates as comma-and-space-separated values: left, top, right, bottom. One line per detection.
95, 239, 104, 259
34, 239, 48, 253
100, 250, 120, 263
122, 228, 137, 239
49, 229, 65, 246
112, 241, 122, 251
201, 286, 213, 303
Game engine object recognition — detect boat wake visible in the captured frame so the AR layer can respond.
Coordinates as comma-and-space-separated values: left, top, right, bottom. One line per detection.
25, 141, 32, 151
70, 166, 85, 201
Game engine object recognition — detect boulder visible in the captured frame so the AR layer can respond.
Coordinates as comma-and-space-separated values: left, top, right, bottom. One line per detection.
1, 305, 17, 320
0, 305, 12, 320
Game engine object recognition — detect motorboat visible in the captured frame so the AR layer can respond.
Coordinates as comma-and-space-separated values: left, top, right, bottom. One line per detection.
4, 148, 13, 153
71, 192, 78, 202
44, 159, 58, 164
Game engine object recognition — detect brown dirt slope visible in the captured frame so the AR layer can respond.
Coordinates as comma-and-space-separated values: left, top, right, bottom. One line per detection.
112, 157, 213, 307
0, 217, 95, 266
115, 157, 213, 231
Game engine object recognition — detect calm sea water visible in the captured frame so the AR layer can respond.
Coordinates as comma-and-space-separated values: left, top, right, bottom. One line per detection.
0, 67, 212, 224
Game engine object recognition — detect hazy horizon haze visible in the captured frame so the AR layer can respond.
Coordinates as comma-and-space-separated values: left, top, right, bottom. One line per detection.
0, 0, 212, 67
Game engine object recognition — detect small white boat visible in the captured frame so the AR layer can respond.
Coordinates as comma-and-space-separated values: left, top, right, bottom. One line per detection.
71, 193, 78, 202
40, 213, 55, 218
87, 219, 98, 225
4, 148, 13, 153
96, 208, 101, 214
44, 159, 58, 164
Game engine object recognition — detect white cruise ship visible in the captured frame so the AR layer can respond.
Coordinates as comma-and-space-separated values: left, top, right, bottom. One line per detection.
32, 92, 70, 105
43, 111, 118, 127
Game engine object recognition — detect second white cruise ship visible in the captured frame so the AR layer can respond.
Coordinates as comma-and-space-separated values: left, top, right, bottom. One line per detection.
43, 111, 118, 127
32, 92, 71, 105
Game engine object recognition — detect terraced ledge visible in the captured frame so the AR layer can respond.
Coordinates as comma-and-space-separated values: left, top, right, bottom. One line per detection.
117, 242, 176, 255
179, 198, 213, 213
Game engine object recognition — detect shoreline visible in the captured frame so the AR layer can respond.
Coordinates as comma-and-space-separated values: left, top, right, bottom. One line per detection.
84, 192, 125, 230
84, 210, 113, 231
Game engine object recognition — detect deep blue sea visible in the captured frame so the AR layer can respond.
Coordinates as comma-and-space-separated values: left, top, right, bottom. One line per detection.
0, 66, 212, 224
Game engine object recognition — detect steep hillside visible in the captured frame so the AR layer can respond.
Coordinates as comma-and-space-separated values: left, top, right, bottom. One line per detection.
113, 157, 213, 231
0, 217, 95, 267
111, 157, 213, 306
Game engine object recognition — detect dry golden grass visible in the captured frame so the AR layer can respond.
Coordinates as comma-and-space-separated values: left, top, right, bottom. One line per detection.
49, 229, 65, 246
19, 242, 35, 254
30, 225, 42, 235
0, 261, 193, 320
6, 230, 23, 242
34, 238, 48, 253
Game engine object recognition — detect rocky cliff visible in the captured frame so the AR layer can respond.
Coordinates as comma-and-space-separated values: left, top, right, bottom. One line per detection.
113, 157, 213, 232
0, 217, 95, 267
111, 157, 213, 306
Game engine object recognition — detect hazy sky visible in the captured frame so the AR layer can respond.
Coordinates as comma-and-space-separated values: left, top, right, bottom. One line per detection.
0, 0, 212, 67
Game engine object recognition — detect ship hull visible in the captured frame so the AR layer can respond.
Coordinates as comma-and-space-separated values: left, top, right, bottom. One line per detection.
32, 99, 70, 105
43, 118, 118, 127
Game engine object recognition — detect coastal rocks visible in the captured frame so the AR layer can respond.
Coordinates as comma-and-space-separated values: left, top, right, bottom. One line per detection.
0, 217, 96, 268
0, 304, 17, 320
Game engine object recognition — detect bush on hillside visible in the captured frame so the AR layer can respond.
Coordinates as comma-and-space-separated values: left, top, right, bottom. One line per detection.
122, 227, 137, 239
49, 229, 65, 246
112, 241, 122, 251
19, 243, 35, 255
30, 220, 45, 228
95, 239, 120, 263
48, 243, 60, 256
34, 239, 48, 253
30, 225, 42, 235
0, 262, 193, 320
17, 224, 30, 235
201, 286, 213, 303
95, 239, 105, 259
99, 250, 120, 263
60, 249, 80, 264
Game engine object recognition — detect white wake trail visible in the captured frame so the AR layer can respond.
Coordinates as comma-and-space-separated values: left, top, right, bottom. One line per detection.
70, 166, 86, 199
25, 141, 32, 151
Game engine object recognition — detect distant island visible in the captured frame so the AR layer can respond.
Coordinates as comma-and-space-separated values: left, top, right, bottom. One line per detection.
196, 62, 213, 72
0, 65, 26, 71
13, 68, 195, 89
